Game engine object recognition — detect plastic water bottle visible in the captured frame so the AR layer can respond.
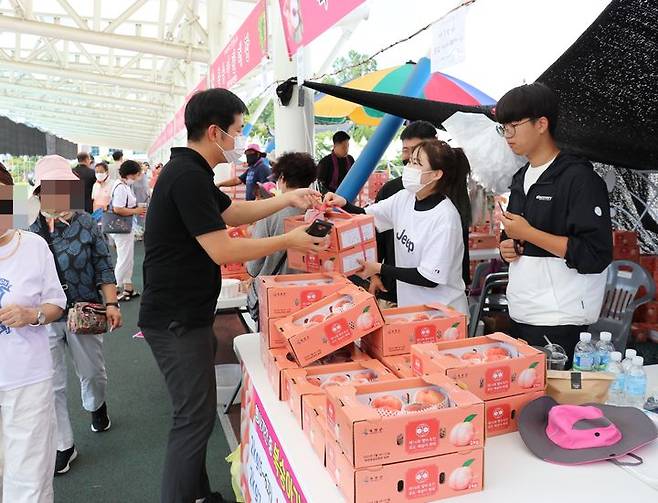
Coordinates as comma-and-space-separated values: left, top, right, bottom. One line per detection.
606, 351, 625, 406
595, 332, 615, 371
624, 356, 647, 408
573, 332, 595, 371
621, 348, 637, 374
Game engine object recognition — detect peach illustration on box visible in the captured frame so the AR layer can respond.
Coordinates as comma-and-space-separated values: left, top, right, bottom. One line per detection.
448, 458, 477, 491
518, 361, 540, 388
449, 414, 477, 446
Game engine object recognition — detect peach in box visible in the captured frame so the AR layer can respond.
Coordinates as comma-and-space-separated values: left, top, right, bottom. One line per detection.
257, 273, 350, 319
287, 241, 378, 276
410, 332, 546, 400
325, 374, 484, 468
363, 304, 466, 357
282, 360, 396, 425
262, 343, 370, 399
326, 440, 484, 503
275, 286, 384, 366
284, 210, 376, 252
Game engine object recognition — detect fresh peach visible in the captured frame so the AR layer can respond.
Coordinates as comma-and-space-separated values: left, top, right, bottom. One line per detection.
461, 352, 484, 364
518, 364, 539, 388
405, 402, 431, 412
321, 374, 350, 388
351, 370, 377, 384
412, 313, 431, 321
449, 420, 475, 446
485, 347, 510, 359
448, 466, 473, 491
414, 388, 445, 406
305, 376, 322, 387
310, 314, 325, 323
371, 395, 403, 411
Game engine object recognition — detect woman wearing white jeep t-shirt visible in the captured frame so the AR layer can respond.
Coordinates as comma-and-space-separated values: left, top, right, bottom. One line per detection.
325, 140, 470, 313
0, 165, 67, 503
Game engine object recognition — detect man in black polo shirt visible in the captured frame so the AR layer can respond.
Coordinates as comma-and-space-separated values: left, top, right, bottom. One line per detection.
139, 88, 326, 503
72, 151, 96, 213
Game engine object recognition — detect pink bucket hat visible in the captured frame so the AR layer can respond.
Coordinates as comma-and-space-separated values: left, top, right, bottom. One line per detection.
518, 396, 657, 465
31, 155, 79, 197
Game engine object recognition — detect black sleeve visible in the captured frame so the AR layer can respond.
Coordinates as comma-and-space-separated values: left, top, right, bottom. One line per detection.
317, 157, 330, 188
171, 172, 229, 237
381, 264, 438, 288
564, 170, 613, 274
343, 201, 366, 215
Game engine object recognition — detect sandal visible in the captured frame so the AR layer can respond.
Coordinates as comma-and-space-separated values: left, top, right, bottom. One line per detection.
117, 289, 140, 302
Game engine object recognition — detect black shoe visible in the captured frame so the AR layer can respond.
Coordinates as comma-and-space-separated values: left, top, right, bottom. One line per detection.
55, 446, 78, 475
91, 402, 111, 432
206, 492, 235, 503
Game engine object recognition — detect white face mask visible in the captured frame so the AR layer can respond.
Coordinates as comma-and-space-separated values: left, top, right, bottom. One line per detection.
215, 127, 247, 164
402, 165, 435, 194
96, 173, 108, 182
41, 210, 69, 220
125, 178, 135, 186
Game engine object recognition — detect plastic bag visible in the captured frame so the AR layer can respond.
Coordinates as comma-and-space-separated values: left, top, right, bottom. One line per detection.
443, 112, 527, 194
225, 446, 245, 502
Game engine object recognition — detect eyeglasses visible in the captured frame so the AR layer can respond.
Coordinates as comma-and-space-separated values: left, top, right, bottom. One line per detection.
495, 118, 535, 138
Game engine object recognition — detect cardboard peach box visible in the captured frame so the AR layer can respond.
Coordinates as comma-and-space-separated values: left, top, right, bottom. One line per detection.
260, 318, 287, 349
325, 374, 485, 468
485, 390, 544, 437
282, 360, 397, 425
326, 440, 484, 503
284, 211, 376, 252
302, 394, 328, 462
257, 273, 351, 319
262, 343, 370, 399
378, 354, 414, 378
410, 332, 546, 401
287, 241, 378, 276
220, 262, 246, 275
275, 286, 384, 366
362, 304, 466, 357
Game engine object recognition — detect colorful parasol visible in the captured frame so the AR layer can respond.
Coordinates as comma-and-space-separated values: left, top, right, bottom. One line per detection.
314, 63, 496, 126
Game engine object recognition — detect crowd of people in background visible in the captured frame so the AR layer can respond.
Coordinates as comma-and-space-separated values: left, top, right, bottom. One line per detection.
0, 82, 614, 503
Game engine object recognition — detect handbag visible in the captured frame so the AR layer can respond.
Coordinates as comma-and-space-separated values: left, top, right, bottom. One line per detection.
101, 182, 133, 234
36, 214, 109, 334
67, 302, 108, 335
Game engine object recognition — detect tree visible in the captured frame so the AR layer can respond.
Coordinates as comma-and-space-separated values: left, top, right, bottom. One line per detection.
322, 50, 378, 85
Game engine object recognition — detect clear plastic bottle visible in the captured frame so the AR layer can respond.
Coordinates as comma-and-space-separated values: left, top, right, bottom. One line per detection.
625, 356, 647, 408
622, 348, 637, 374
595, 332, 615, 371
606, 351, 625, 406
572, 332, 596, 372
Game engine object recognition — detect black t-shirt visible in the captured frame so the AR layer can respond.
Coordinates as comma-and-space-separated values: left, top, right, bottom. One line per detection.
317, 153, 355, 193
138, 147, 232, 329
72, 164, 96, 213
374, 176, 404, 302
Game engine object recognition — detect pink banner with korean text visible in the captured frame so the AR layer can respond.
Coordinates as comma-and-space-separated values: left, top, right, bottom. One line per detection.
209, 0, 269, 89
278, 0, 366, 58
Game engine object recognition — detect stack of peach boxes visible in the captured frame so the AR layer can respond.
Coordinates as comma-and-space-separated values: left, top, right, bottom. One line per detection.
220, 226, 251, 282
284, 209, 378, 276
411, 332, 546, 438
221, 163, 247, 201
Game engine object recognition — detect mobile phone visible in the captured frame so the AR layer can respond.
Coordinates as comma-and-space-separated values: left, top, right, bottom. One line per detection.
305, 219, 334, 238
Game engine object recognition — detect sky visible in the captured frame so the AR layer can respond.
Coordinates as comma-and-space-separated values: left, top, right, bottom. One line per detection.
307, 0, 611, 100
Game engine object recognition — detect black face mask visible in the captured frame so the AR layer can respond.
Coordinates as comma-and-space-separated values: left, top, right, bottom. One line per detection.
246, 153, 261, 166
402, 159, 410, 166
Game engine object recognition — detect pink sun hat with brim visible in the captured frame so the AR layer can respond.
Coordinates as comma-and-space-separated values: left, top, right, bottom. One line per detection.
30, 155, 80, 197
518, 396, 657, 465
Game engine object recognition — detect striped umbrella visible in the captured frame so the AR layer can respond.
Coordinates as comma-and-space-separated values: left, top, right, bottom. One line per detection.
314, 63, 496, 126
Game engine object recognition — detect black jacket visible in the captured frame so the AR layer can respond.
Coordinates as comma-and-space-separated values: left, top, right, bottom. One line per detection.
72, 164, 96, 213
503, 152, 612, 274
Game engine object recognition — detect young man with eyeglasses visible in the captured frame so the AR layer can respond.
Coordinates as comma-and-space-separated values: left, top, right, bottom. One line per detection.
496, 83, 612, 364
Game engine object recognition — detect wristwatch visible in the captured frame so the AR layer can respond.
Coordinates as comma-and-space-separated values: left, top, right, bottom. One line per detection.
29, 310, 46, 327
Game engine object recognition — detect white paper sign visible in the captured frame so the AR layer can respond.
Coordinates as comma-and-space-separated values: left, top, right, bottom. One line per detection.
431, 7, 469, 72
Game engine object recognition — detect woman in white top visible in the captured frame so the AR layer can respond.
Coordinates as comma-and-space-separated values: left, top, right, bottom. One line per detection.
325, 139, 471, 314
0, 164, 67, 503
109, 160, 146, 301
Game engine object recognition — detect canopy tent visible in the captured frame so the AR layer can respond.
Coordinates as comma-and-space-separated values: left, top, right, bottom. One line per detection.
314, 64, 496, 126
292, 0, 657, 172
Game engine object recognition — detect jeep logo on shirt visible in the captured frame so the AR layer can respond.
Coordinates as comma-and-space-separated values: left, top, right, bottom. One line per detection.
396, 229, 415, 252
536, 195, 553, 201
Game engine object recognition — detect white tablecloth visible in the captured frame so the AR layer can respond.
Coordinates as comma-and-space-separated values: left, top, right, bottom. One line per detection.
234, 333, 658, 502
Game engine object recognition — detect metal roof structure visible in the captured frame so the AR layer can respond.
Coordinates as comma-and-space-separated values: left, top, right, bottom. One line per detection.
0, 0, 258, 150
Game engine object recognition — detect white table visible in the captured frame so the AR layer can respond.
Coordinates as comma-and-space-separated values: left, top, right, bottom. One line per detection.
235, 333, 658, 502
469, 248, 500, 261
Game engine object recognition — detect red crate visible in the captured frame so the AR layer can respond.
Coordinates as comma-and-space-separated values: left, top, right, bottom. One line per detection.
639, 255, 658, 273
634, 301, 658, 324
631, 322, 658, 343
468, 233, 498, 250
613, 246, 640, 263
613, 230, 638, 248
